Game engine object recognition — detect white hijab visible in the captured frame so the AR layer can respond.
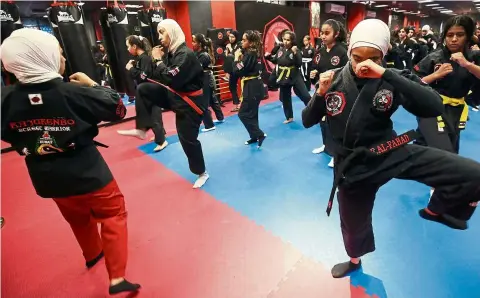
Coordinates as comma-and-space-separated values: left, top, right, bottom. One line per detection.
1, 28, 63, 84
348, 19, 390, 57
158, 19, 185, 53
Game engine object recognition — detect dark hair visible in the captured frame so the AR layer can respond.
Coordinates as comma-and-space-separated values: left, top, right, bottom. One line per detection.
322, 19, 347, 43
441, 15, 475, 47
126, 35, 152, 55
243, 30, 262, 55
282, 30, 297, 46
193, 33, 215, 64
278, 29, 289, 40
229, 30, 240, 43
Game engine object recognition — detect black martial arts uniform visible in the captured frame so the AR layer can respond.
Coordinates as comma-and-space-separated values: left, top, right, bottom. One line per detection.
195, 50, 224, 129
226, 51, 266, 146
136, 43, 207, 175
301, 45, 315, 91
384, 42, 404, 69
302, 63, 480, 278
266, 46, 311, 120
129, 52, 166, 146
311, 43, 348, 157
1, 79, 141, 293
398, 38, 416, 70
225, 41, 242, 106
414, 48, 480, 153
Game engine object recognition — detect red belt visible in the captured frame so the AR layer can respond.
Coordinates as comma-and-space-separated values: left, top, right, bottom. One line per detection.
146, 78, 204, 115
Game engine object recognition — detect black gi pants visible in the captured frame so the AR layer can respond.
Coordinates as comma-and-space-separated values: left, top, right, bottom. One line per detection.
202, 72, 225, 129
136, 82, 207, 175
416, 105, 464, 153
229, 74, 240, 105
239, 79, 265, 139
279, 74, 311, 120
134, 84, 166, 145
338, 144, 480, 258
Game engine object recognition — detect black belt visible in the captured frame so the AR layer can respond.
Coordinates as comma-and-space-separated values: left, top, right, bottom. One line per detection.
326, 129, 418, 216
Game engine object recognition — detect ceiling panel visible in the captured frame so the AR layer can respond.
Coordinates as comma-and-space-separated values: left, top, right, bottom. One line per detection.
371, 1, 480, 17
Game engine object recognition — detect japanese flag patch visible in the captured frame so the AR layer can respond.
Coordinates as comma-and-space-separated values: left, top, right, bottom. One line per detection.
28, 94, 43, 105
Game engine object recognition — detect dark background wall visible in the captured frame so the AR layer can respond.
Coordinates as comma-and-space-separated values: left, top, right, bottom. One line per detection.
188, 1, 213, 36
234, 1, 310, 46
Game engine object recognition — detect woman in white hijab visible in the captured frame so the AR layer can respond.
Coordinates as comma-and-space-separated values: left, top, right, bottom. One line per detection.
1, 28, 140, 295
118, 19, 210, 189
303, 19, 480, 279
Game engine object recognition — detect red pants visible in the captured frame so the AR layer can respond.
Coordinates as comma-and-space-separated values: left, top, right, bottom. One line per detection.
53, 180, 128, 279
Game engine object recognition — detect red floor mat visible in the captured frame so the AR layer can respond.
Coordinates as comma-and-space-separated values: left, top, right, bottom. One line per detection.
1, 90, 373, 297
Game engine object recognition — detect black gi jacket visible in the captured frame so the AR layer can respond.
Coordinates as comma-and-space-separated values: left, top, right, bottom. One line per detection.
266, 46, 302, 86
1, 79, 126, 198
128, 52, 153, 84
303, 64, 444, 183
151, 43, 203, 94
414, 47, 480, 99
311, 43, 348, 82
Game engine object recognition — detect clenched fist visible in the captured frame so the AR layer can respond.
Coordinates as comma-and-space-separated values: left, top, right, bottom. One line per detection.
316, 71, 334, 96
310, 69, 318, 79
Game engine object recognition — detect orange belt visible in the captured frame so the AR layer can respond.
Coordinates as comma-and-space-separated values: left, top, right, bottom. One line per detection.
146, 78, 204, 115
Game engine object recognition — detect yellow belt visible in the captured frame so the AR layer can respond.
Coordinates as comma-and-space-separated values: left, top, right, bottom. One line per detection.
276, 66, 294, 83
239, 75, 260, 102
437, 95, 468, 130
386, 62, 395, 66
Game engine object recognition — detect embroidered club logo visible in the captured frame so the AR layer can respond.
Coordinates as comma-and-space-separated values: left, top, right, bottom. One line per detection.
289, 53, 293, 59
277, 50, 283, 58
373, 89, 393, 112
331, 56, 340, 66
434, 63, 442, 72
216, 47, 224, 55
217, 32, 223, 40
314, 53, 321, 64
308, 50, 312, 55
325, 92, 346, 116
140, 72, 147, 80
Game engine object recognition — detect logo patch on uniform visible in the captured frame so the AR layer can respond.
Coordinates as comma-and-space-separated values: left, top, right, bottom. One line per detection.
277, 50, 283, 58
434, 63, 442, 72
217, 32, 223, 40
28, 94, 43, 105
289, 53, 293, 59
314, 53, 321, 64
325, 92, 346, 116
168, 67, 180, 77
330, 56, 340, 66
373, 89, 393, 112
35, 131, 64, 155
308, 50, 312, 55
140, 72, 147, 80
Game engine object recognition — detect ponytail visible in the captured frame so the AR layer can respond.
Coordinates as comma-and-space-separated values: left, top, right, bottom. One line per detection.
324, 19, 347, 43
205, 37, 215, 65
126, 35, 152, 55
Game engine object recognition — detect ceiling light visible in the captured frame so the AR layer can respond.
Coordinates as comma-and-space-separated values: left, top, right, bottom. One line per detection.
440, 10, 453, 13
396, 9, 406, 12
432, 7, 444, 9
474, 0, 480, 2
425, 3, 440, 6
418, 0, 433, 3
375, 4, 388, 7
